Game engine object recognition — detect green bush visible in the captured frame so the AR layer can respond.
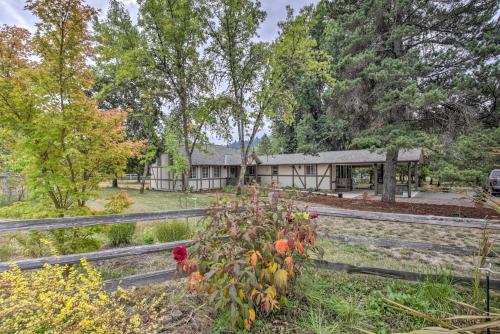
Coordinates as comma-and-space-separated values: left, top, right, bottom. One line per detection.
142, 229, 155, 244
0, 201, 94, 219
104, 191, 133, 213
106, 223, 136, 247
14, 227, 103, 256
153, 220, 190, 242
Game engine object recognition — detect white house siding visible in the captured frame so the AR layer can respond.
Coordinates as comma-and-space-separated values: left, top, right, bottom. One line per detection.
257, 164, 336, 191
151, 163, 229, 191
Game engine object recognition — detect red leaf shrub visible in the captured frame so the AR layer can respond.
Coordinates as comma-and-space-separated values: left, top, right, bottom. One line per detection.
182, 187, 323, 330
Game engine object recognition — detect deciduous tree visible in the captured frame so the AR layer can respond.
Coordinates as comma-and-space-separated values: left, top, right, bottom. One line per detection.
0, 1, 141, 208
206, 2, 331, 192
93, 0, 164, 193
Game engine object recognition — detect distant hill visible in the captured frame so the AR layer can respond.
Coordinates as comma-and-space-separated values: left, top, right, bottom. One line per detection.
228, 136, 261, 149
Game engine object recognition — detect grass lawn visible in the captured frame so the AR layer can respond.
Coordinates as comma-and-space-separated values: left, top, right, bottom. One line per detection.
1, 187, 498, 333
88, 187, 218, 213
128, 268, 498, 334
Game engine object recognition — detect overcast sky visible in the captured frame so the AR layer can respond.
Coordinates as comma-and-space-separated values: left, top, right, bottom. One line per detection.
1, 0, 319, 40
1, 0, 320, 145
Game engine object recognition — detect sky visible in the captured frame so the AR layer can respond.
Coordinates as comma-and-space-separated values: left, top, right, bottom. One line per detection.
0, 0, 320, 145
1, 0, 319, 40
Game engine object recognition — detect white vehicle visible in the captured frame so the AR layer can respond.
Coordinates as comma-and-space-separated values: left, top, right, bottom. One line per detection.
489, 169, 500, 196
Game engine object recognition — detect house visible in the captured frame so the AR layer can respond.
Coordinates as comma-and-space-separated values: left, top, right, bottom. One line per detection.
150, 145, 423, 196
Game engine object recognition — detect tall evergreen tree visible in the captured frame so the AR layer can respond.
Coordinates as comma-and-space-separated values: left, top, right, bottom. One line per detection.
271, 0, 499, 202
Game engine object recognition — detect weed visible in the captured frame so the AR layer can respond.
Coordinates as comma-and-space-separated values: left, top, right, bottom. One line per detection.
153, 220, 190, 242
143, 229, 155, 244
106, 223, 136, 247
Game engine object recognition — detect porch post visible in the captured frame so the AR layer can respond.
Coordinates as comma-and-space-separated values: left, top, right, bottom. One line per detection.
292, 165, 295, 188
414, 162, 419, 190
304, 165, 306, 189
315, 164, 319, 190
407, 162, 412, 198
373, 164, 378, 195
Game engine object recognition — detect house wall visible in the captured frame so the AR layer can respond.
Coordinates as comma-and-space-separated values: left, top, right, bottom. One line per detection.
187, 165, 229, 190
150, 159, 229, 191
257, 164, 337, 191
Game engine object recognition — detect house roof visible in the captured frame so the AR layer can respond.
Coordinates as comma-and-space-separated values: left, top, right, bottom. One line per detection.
191, 145, 243, 166
257, 148, 423, 165
182, 146, 423, 166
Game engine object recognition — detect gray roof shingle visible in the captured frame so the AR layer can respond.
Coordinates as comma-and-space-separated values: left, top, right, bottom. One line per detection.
189, 146, 423, 166
257, 148, 423, 165
191, 145, 242, 166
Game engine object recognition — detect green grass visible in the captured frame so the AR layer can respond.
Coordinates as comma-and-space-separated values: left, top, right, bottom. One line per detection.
0, 188, 212, 262
212, 269, 487, 334
316, 239, 465, 276
88, 187, 216, 213
153, 220, 191, 242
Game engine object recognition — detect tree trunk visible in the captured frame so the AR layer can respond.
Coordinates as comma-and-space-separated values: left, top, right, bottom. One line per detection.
236, 131, 247, 195
140, 160, 150, 194
180, 94, 191, 192
112, 176, 118, 188
382, 148, 398, 203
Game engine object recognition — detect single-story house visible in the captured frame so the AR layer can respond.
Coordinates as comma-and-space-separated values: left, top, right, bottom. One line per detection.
150, 145, 423, 196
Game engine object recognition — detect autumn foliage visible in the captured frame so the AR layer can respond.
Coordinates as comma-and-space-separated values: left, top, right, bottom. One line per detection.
0, 1, 142, 209
0, 259, 161, 333
180, 187, 322, 330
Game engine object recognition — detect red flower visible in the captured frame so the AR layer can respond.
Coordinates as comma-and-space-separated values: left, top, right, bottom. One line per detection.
172, 246, 187, 263
308, 212, 319, 219
286, 212, 293, 222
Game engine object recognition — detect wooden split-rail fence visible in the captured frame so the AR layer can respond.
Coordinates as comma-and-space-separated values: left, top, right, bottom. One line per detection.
0, 207, 499, 291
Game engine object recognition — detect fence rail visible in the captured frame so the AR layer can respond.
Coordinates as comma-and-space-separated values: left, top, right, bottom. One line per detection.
1, 207, 499, 290
0, 208, 208, 233
1, 206, 497, 233
0, 240, 193, 272
100, 260, 500, 292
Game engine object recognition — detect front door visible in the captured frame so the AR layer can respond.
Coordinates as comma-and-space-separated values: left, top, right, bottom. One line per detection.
229, 166, 238, 178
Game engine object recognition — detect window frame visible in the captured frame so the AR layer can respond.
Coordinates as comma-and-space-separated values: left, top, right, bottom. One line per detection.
189, 166, 197, 179
213, 166, 221, 178
247, 165, 256, 176
201, 166, 210, 179
272, 165, 279, 176
305, 164, 317, 177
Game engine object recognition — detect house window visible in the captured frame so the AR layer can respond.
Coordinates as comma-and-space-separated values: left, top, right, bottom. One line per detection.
213, 166, 221, 178
189, 166, 197, 179
201, 166, 209, 179
247, 165, 256, 176
272, 165, 279, 176
305, 164, 316, 176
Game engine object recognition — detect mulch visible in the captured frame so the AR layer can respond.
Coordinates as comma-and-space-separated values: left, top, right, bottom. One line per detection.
301, 194, 500, 220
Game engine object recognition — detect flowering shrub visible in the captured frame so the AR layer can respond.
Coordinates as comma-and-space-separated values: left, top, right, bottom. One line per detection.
180, 188, 322, 330
0, 259, 161, 333
104, 190, 133, 214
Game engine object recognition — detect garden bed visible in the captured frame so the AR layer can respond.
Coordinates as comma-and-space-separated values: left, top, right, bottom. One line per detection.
302, 194, 500, 219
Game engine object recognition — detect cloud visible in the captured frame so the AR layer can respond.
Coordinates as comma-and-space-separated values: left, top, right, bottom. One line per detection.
0, 0, 34, 31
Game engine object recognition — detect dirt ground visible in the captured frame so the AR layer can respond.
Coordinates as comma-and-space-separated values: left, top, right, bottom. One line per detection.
301, 194, 499, 219
315, 215, 500, 278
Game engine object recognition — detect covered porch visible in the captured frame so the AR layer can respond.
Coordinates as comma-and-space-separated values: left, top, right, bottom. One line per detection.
334, 162, 420, 198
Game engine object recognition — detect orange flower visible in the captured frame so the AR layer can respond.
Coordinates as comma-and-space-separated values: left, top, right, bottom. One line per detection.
188, 271, 203, 292
250, 250, 261, 268
244, 319, 252, 330
274, 239, 289, 255
297, 241, 304, 254
284, 256, 294, 274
